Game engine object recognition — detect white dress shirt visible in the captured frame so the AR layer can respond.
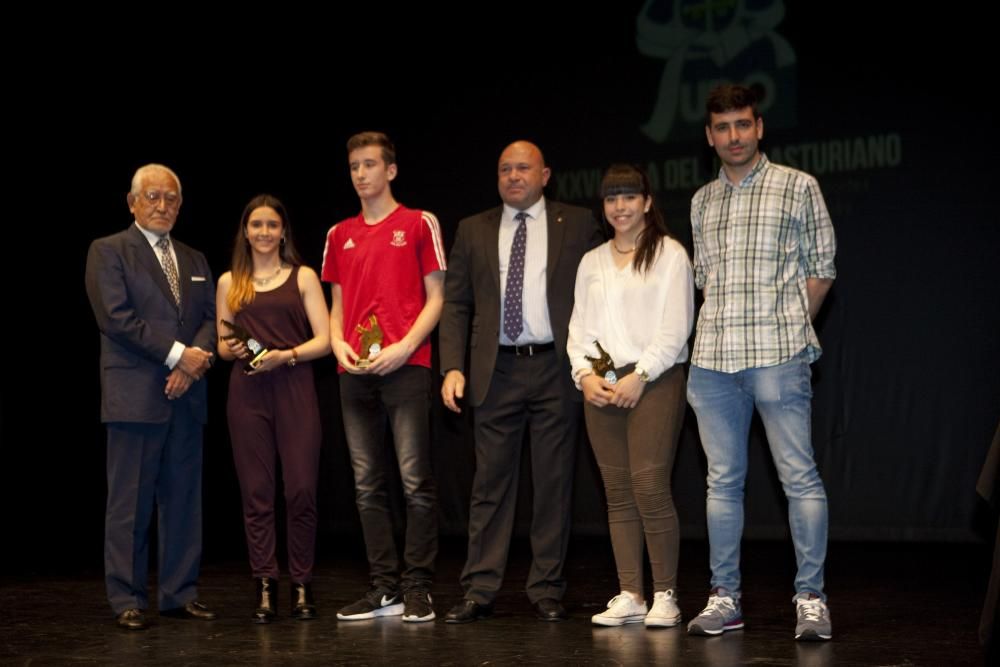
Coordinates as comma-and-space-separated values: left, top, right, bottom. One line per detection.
498, 197, 552, 345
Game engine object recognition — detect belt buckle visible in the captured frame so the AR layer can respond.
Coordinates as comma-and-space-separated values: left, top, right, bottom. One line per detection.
516, 344, 533, 357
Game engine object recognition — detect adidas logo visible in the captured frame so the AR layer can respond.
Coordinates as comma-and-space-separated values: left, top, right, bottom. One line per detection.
343, 238, 356, 250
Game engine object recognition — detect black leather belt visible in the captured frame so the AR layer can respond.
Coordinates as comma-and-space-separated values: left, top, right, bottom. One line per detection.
498, 342, 556, 356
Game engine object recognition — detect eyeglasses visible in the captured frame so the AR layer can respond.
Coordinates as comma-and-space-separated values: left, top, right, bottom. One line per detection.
141, 190, 181, 206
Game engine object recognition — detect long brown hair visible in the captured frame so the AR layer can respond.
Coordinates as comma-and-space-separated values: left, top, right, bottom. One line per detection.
599, 164, 673, 275
227, 194, 303, 314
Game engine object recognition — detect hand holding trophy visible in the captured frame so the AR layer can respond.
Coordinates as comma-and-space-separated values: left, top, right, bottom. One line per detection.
355, 314, 384, 369
221, 319, 269, 373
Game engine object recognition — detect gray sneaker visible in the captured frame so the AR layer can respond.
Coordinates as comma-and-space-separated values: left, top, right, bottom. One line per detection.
794, 593, 832, 641
336, 587, 404, 620
687, 587, 744, 635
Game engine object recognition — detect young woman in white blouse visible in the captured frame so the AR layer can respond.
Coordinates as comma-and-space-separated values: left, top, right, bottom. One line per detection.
567, 164, 694, 627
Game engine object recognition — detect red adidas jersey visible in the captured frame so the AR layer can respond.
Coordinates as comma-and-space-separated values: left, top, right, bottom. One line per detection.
321, 205, 446, 371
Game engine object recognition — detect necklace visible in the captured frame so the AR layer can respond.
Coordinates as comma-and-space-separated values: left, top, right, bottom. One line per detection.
612, 241, 636, 254
252, 264, 284, 286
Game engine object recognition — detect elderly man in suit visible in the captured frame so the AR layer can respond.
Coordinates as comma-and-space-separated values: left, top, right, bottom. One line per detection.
85, 164, 217, 630
440, 141, 604, 623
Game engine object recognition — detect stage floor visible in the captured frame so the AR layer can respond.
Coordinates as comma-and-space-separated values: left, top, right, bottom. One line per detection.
0, 537, 986, 665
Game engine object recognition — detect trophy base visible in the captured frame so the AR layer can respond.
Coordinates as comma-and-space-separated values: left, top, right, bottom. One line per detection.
355, 359, 372, 369
245, 349, 269, 373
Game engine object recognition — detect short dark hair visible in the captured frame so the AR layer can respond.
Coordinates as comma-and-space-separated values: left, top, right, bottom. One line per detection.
346, 131, 396, 166
705, 83, 761, 126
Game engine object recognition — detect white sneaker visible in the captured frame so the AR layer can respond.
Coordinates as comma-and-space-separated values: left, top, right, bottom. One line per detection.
645, 590, 682, 627
592, 591, 647, 626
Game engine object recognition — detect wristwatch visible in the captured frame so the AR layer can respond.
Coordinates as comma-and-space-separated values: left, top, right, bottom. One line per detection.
635, 367, 650, 383
288, 348, 299, 367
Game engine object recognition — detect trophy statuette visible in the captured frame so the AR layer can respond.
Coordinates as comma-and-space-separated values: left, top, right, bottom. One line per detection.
355, 314, 384, 369
220, 319, 269, 372
585, 340, 622, 385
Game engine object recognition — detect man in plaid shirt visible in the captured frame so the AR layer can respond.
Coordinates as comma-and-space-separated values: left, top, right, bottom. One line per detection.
685, 84, 836, 642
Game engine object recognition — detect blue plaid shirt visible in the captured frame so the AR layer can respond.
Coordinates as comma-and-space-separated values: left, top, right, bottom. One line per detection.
690, 155, 836, 373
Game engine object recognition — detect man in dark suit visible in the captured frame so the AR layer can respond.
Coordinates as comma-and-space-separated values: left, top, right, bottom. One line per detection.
85, 164, 217, 630
440, 141, 604, 623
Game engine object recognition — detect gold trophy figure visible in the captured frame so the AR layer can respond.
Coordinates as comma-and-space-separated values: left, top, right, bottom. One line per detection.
355, 314, 384, 368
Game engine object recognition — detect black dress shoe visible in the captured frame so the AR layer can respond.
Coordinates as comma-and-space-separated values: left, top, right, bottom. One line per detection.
444, 599, 494, 624
290, 582, 317, 621
116, 608, 148, 630
254, 577, 278, 624
161, 600, 218, 620
535, 598, 567, 622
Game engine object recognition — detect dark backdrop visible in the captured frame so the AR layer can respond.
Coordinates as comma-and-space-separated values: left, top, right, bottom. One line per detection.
4, 3, 998, 572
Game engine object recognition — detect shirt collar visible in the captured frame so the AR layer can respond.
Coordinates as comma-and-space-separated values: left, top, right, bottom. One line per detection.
134, 221, 169, 247
503, 196, 546, 223
719, 153, 770, 188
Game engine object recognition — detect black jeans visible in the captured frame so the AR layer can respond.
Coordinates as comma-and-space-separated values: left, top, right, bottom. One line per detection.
340, 366, 438, 591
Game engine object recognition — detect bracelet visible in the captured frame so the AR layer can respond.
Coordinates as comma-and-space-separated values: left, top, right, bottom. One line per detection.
288, 348, 299, 367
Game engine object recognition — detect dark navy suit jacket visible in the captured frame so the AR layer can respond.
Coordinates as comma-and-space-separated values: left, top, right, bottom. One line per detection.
85, 223, 216, 424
